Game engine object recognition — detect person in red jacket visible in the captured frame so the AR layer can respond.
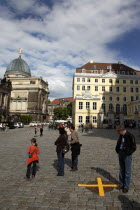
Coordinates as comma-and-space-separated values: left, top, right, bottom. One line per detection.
26, 138, 40, 179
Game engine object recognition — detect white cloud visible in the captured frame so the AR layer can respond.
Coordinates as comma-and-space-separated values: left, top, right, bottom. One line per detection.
0, 0, 140, 100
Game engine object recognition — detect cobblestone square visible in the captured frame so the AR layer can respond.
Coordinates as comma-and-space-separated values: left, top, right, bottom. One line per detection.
0, 127, 140, 210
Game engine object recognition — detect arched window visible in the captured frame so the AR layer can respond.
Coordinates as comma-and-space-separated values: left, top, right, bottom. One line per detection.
116, 104, 120, 114
109, 103, 113, 111
123, 104, 127, 115
102, 103, 106, 113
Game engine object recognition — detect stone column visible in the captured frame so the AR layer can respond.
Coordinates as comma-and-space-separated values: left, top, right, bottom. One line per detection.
108, 111, 115, 128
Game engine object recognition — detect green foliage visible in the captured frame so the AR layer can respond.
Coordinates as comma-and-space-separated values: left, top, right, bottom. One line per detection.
20, 115, 33, 124
53, 102, 72, 120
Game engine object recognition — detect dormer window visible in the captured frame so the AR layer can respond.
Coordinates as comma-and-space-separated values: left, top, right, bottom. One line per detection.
94, 70, 98, 74
82, 68, 86, 73
122, 71, 125, 75
133, 72, 136, 75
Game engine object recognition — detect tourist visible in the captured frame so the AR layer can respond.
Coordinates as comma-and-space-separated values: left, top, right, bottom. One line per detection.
40, 125, 43, 136
26, 138, 40, 179
116, 125, 136, 193
34, 126, 38, 137
70, 125, 82, 171
54, 127, 69, 176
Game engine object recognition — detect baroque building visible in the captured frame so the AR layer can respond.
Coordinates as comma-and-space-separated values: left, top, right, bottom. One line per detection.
0, 78, 12, 122
72, 61, 140, 129
4, 50, 49, 122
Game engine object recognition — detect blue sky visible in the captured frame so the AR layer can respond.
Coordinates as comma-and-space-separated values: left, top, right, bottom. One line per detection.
0, 0, 140, 100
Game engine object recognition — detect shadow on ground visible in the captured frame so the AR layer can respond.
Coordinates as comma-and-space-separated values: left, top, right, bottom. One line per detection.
91, 167, 119, 184
52, 158, 72, 172
118, 195, 140, 209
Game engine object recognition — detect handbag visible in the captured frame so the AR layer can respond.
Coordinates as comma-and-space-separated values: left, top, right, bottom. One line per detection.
28, 153, 32, 158
62, 144, 69, 154
28, 148, 36, 158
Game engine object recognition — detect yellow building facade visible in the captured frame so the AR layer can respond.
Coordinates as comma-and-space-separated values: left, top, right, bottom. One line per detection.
72, 62, 140, 129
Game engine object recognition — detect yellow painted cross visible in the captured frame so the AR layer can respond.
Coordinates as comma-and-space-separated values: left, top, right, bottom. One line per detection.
78, 177, 118, 196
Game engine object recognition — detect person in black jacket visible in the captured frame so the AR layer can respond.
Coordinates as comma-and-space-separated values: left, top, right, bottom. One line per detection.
116, 125, 136, 193
54, 127, 69, 176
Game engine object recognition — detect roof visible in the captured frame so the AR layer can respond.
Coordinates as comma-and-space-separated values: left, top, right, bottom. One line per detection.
5, 55, 31, 77
50, 97, 73, 104
77, 62, 135, 71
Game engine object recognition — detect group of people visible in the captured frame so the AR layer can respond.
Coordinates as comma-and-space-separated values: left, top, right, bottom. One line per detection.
26, 124, 136, 194
34, 125, 44, 137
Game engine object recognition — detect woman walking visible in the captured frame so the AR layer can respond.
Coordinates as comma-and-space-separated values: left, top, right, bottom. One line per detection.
55, 127, 69, 176
26, 138, 40, 179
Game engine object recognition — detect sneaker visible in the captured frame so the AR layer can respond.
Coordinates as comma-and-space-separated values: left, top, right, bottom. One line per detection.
122, 188, 129, 193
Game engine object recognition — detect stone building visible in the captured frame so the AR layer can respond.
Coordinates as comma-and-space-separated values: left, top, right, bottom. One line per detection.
72, 61, 140, 129
48, 97, 73, 121
0, 78, 12, 122
4, 50, 49, 122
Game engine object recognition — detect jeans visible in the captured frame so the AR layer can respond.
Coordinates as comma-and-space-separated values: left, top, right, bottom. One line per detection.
72, 154, 78, 170
26, 161, 37, 178
57, 152, 64, 176
118, 151, 132, 189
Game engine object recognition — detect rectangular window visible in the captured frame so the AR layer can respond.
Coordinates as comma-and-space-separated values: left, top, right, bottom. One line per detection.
79, 102, 83, 109
136, 96, 139, 100
131, 96, 134, 102
79, 116, 83, 123
116, 87, 119, 92
93, 116, 97, 123
86, 116, 90, 124
82, 78, 85, 82
77, 86, 80, 90
77, 78, 80, 82
95, 86, 98, 91
87, 86, 90, 90
116, 79, 119, 84
102, 86, 105, 91
109, 87, 112, 92
136, 88, 139, 92
109, 79, 112, 83
123, 80, 126, 84
130, 80, 133, 84
87, 78, 90, 82
93, 102, 97, 110
131, 88, 133, 92
102, 79, 105, 83
86, 102, 90, 110
123, 87, 126, 92
30, 81, 35, 84
95, 79, 98, 83
138, 105, 140, 112
82, 86, 85, 90
135, 80, 138, 84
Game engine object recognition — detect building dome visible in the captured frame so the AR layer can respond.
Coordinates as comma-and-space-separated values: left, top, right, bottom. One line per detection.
5, 55, 31, 77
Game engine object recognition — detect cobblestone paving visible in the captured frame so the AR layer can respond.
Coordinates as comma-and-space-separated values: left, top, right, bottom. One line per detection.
0, 127, 140, 210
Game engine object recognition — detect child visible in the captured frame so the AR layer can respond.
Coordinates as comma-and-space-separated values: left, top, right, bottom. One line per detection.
26, 138, 40, 179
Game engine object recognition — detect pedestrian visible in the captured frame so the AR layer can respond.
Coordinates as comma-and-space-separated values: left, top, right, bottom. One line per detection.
34, 126, 38, 137
26, 138, 40, 179
54, 127, 69, 176
70, 125, 82, 171
40, 125, 43, 136
115, 125, 136, 193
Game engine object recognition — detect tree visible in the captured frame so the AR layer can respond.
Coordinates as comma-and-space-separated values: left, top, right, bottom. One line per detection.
53, 102, 72, 120
20, 115, 33, 124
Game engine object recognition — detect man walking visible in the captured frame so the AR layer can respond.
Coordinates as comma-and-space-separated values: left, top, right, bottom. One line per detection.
116, 125, 136, 193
